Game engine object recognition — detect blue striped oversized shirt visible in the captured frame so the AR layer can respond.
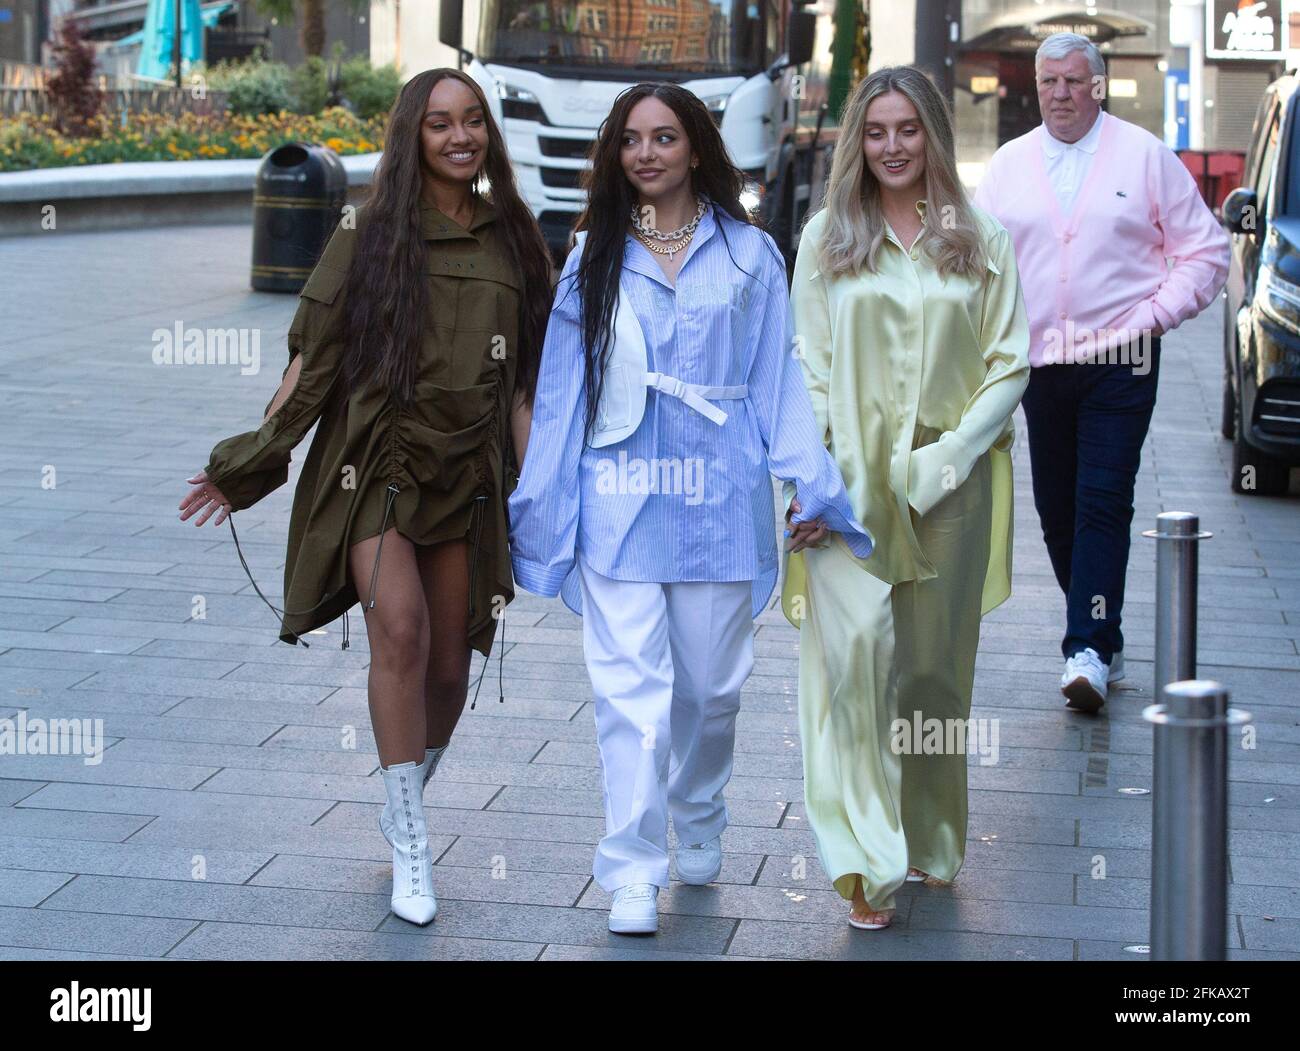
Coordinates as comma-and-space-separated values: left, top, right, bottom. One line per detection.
508, 200, 874, 617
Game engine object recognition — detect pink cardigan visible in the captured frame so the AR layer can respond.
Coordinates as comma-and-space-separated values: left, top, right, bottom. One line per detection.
974, 112, 1230, 367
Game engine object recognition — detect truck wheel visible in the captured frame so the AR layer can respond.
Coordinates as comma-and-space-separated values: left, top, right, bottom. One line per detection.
1231, 412, 1291, 495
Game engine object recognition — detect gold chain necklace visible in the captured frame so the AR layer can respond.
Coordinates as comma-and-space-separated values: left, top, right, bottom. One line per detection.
634, 226, 694, 260
631, 197, 704, 260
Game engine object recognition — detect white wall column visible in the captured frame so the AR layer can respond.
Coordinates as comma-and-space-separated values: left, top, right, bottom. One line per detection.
1170, 0, 1206, 150
371, 0, 478, 77
869, 0, 916, 71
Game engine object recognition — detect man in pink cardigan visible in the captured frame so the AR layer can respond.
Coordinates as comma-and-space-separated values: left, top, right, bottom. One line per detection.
975, 32, 1229, 713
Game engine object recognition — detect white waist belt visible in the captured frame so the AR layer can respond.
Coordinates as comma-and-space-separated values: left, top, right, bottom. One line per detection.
644, 371, 747, 426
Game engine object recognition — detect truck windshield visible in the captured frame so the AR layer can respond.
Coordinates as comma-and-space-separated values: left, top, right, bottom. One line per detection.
478, 0, 773, 77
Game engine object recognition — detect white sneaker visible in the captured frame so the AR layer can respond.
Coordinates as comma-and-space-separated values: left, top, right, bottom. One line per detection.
675, 837, 723, 885
608, 883, 659, 934
1107, 650, 1125, 683
1062, 648, 1109, 713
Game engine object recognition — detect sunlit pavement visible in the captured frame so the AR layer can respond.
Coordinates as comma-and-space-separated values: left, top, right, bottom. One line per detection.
0, 223, 1297, 960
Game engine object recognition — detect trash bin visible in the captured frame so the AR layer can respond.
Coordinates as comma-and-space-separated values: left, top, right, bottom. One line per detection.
251, 143, 348, 293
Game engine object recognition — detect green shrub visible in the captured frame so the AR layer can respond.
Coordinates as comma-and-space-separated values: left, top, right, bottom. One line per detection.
339, 57, 401, 120
203, 58, 295, 116
290, 56, 329, 115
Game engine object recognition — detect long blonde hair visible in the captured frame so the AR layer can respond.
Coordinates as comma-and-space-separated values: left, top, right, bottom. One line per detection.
817, 65, 984, 279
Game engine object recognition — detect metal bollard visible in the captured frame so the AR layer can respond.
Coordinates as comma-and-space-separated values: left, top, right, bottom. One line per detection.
1143, 681, 1251, 960
1142, 511, 1213, 698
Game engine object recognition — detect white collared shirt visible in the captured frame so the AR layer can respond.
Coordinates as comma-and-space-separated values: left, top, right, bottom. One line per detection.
1041, 109, 1104, 213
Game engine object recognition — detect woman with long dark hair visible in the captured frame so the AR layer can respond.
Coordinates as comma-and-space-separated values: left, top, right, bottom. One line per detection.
178, 68, 552, 926
508, 83, 873, 935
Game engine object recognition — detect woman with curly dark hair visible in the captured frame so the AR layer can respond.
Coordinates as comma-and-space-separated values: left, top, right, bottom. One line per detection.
179, 68, 552, 927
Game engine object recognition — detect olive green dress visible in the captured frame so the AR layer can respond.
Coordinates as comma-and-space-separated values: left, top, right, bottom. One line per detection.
203, 197, 521, 656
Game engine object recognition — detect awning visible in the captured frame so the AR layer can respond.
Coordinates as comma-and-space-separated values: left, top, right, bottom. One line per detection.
963, 5, 1155, 52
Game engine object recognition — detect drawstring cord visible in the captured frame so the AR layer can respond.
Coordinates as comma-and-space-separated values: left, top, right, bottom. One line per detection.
465, 491, 503, 710
469, 610, 505, 710
367, 483, 401, 609
225, 480, 399, 650
227, 513, 347, 650
226, 481, 496, 691
466, 493, 487, 618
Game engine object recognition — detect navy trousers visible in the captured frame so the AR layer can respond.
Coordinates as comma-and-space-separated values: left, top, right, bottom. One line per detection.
1020, 338, 1162, 664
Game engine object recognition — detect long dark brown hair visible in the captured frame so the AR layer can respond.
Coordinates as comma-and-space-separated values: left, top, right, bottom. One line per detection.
570, 82, 764, 441
342, 68, 552, 407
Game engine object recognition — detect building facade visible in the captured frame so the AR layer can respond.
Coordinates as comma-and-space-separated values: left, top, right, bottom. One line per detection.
0, 1, 47, 65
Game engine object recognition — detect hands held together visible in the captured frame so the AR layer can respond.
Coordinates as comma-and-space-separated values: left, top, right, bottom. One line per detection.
785, 497, 830, 553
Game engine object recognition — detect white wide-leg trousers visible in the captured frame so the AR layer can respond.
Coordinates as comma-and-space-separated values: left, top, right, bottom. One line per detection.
577, 553, 754, 892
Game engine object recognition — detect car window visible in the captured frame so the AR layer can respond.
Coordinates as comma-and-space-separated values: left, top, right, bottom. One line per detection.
1244, 91, 1276, 180
1255, 104, 1279, 211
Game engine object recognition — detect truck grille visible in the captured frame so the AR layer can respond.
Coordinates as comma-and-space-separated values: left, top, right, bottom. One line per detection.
540, 166, 586, 189
1256, 381, 1300, 438
539, 137, 593, 160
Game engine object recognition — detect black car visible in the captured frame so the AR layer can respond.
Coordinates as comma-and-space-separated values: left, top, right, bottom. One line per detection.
1222, 72, 1300, 496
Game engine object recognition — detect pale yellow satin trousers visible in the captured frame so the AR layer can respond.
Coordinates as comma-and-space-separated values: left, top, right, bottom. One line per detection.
795, 454, 992, 910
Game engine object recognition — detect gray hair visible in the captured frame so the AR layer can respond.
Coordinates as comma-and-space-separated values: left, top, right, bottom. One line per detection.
1035, 32, 1106, 77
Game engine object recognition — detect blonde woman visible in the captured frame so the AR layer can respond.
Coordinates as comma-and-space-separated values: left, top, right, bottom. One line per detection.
782, 66, 1030, 930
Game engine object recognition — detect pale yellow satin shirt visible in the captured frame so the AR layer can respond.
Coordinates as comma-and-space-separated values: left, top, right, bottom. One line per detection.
784, 202, 1030, 616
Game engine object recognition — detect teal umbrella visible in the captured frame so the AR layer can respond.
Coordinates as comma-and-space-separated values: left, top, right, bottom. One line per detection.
136, 0, 205, 81
119, 4, 232, 50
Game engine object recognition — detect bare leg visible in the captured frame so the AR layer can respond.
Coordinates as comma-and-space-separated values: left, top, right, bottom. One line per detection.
349, 529, 430, 768
414, 538, 472, 749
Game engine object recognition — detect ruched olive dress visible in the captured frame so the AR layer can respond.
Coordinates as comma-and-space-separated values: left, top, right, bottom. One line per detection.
203, 197, 521, 656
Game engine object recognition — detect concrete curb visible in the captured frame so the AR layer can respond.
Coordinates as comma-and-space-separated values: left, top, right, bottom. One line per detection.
0, 152, 381, 237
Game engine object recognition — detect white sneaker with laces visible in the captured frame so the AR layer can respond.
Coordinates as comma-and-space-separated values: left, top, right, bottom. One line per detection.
1061, 648, 1109, 713
609, 883, 659, 934
675, 837, 722, 885
1107, 650, 1125, 683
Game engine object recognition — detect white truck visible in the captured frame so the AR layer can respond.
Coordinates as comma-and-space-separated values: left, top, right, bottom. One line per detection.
436, 0, 863, 264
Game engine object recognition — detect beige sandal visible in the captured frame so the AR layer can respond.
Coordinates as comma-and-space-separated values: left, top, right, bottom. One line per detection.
848, 875, 895, 930
849, 907, 894, 930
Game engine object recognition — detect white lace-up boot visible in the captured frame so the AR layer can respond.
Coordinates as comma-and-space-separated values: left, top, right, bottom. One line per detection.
379, 759, 437, 925
380, 745, 446, 847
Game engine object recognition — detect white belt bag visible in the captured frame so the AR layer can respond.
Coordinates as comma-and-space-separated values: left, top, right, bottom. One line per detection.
578, 232, 747, 449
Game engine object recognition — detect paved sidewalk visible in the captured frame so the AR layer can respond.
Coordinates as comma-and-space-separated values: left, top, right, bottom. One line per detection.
0, 223, 1297, 961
